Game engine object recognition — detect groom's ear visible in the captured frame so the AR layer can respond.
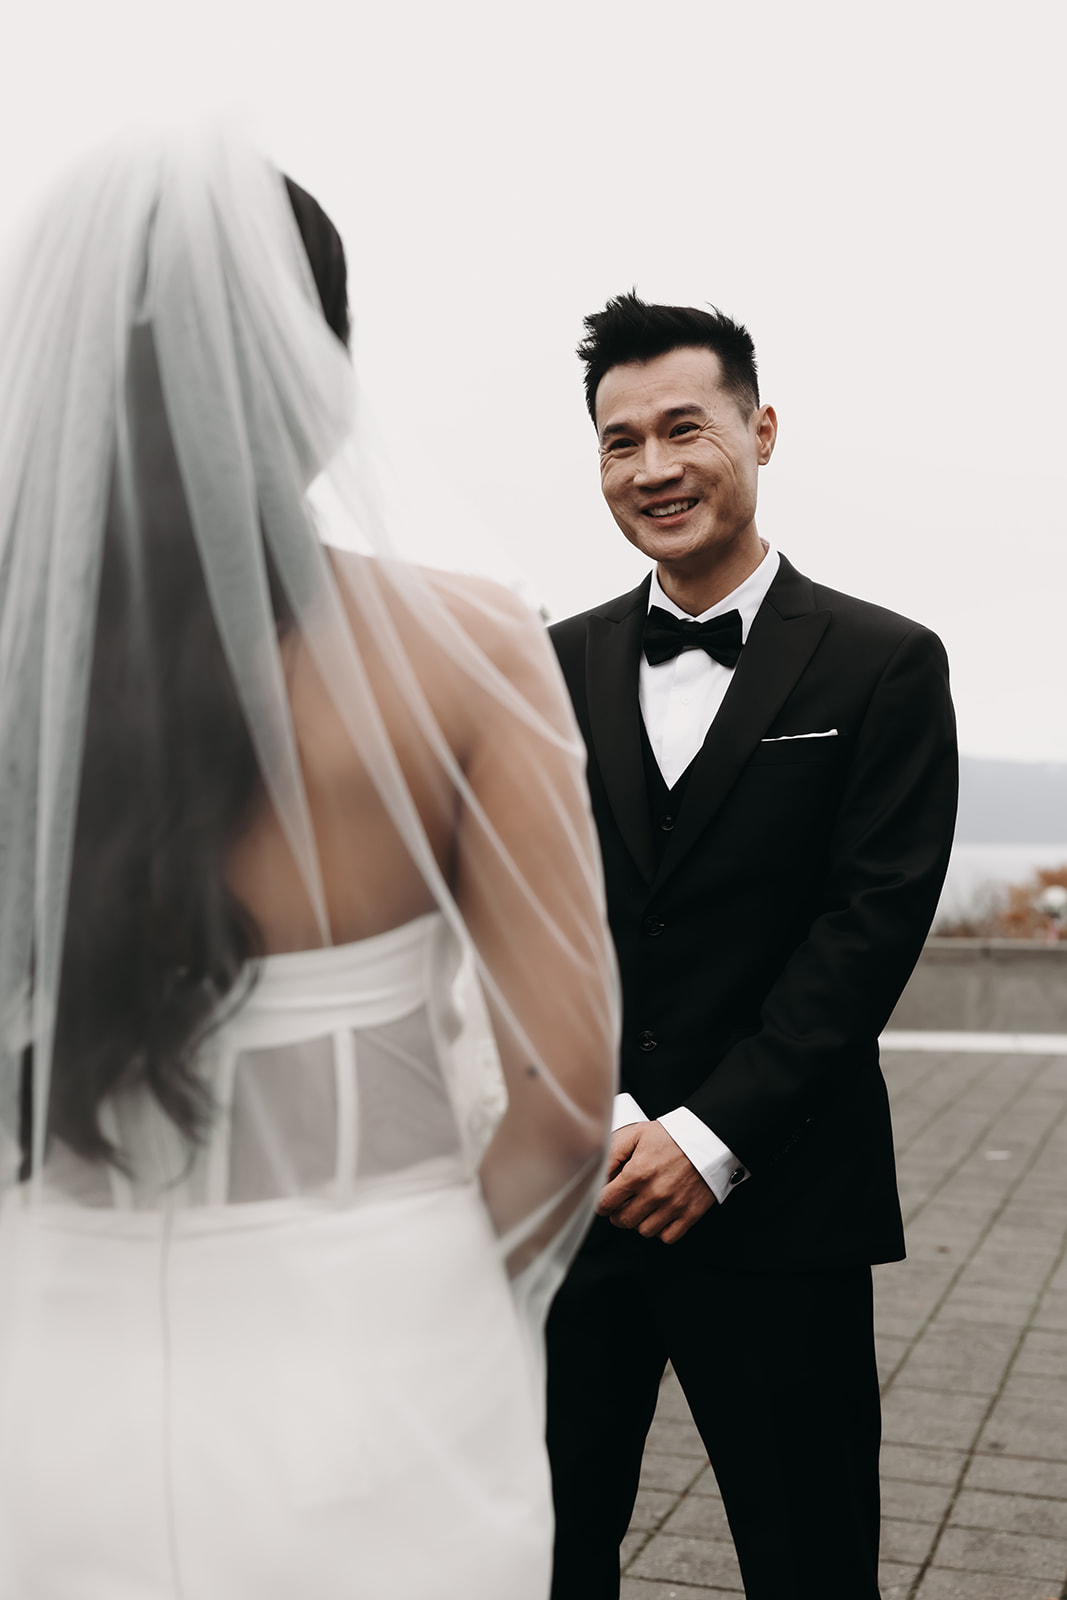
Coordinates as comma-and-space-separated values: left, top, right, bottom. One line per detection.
754, 404, 777, 466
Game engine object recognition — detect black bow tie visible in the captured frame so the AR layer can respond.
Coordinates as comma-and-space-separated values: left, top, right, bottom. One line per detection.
643, 606, 744, 669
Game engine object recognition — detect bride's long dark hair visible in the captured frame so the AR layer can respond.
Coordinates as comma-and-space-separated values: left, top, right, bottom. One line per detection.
43, 177, 349, 1167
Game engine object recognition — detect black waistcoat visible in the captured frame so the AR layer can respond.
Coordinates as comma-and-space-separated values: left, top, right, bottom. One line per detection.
638, 717, 695, 867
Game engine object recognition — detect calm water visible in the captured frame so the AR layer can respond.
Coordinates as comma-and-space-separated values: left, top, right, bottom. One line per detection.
936, 843, 1067, 926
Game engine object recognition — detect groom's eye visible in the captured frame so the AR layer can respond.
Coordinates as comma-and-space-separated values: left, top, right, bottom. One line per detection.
670, 423, 699, 437
603, 437, 636, 454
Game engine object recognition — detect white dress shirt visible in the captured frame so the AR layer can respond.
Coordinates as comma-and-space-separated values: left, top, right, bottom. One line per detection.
613, 544, 781, 1203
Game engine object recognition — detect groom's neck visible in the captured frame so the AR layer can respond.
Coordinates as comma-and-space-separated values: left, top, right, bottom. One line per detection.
655, 527, 766, 616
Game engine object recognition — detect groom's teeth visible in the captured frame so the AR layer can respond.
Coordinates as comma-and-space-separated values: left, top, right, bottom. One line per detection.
648, 500, 695, 517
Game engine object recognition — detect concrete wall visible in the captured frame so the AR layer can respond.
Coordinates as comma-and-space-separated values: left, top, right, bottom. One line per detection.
890, 940, 1067, 1032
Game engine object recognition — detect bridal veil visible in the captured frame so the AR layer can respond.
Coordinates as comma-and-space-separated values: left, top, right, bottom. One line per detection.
0, 126, 617, 1345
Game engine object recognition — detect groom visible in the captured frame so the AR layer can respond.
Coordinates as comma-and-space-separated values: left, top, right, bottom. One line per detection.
545, 294, 957, 1600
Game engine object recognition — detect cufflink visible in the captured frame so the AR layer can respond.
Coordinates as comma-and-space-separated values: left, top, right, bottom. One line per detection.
728, 1167, 747, 1186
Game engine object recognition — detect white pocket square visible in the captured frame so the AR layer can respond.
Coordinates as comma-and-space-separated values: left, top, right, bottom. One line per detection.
760, 729, 839, 742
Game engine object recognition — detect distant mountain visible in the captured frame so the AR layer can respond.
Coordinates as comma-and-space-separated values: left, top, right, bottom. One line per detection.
956, 757, 1067, 844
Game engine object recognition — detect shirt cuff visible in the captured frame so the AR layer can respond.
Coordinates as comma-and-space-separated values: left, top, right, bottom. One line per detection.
657, 1106, 749, 1204
611, 1092, 650, 1132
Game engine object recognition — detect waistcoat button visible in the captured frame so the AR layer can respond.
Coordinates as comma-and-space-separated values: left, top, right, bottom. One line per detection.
643, 916, 665, 937
638, 1030, 658, 1051
659, 814, 674, 832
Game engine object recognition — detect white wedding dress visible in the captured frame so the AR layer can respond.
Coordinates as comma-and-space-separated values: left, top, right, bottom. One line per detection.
0, 914, 553, 1599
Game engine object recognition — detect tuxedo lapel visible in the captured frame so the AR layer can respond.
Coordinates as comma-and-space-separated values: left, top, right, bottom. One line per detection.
653, 555, 831, 890
585, 576, 657, 884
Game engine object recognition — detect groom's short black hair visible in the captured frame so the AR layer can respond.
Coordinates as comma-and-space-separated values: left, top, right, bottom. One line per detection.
578, 292, 759, 425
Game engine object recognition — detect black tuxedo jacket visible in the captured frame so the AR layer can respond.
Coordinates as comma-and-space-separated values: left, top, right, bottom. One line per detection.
550, 553, 957, 1271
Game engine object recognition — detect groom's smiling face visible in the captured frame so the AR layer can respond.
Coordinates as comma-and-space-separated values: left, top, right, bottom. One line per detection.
595, 346, 776, 588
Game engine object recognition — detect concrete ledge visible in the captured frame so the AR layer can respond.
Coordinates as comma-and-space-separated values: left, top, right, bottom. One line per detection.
881, 1029, 1067, 1054
890, 940, 1067, 1032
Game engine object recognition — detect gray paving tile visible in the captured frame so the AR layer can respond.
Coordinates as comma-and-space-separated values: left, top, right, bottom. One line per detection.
939, 1174, 1020, 1202
902, 1095, 993, 1130
979, 1395, 1067, 1462
880, 1516, 939, 1563
879, 1561, 922, 1599
962, 1249, 1057, 1289
989, 1205, 1067, 1238
1003, 1371, 1067, 1404
876, 1280, 934, 1318
880, 1476, 957, 1524
627, 1532, 744, 1590
893, 1095, 984, 1134
991, 1203, 1067, 1222
877, 1307, 939, 1340
660, 1494, 732, 1541
906, 1118, 1007, 1167
916, 1570, 1064, 1598
950, 1487, 1067, 1540
894, 1111, 948, 1151
621, 1581, 740, 1600
880, 1263, 958, 1297
895, 1320, 1020, 1394
907, 1194, 1007, 1223
891, 1369, 1004, 1401
964, 1453, 1067, 1499
620, 1528, 650, 1567
991, 1192, 1067, 1220
932, 1524, 1067, 1581
936, 1286, 1040, 1326
892, 1220, 962, 1250
653, 1372, 693, 1422
1018, 1168, 1067, 1200
881, 1385, 990, 1450
880, 1442, 968, 1486
1015, 1328, 1067, 1378
629, 1487, 680, 1532
877, 1333, 912, 1382
1033, 1289, 1067, 1332
639, 1452, 706, 1494
684, 1464, 722, 1498
645, 1417, 707, 1459
877, 1285, 957, 1330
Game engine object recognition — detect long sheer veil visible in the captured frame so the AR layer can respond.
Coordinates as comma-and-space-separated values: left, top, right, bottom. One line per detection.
0, 125, 617, 1354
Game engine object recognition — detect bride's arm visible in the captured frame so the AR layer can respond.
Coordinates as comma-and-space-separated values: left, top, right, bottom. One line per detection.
446, 583, 617, 1262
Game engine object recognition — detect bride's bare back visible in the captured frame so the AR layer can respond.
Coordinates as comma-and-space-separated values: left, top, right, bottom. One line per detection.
225, 550, 614, 1246
227, 552, 551, 953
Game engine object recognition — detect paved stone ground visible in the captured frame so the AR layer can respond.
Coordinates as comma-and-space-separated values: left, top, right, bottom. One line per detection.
619, 1045, 1067, 1600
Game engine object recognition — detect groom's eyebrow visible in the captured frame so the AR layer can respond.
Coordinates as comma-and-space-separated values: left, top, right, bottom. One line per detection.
599, 402, 705, 444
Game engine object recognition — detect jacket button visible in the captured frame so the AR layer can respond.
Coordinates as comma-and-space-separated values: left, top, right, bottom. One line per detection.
643, 916, 665, 938
659, 814, 675, 832
638, 1030, 658, 1051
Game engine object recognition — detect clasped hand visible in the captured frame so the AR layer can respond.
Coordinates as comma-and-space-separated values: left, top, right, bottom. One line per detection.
596, 1121, 716, 1245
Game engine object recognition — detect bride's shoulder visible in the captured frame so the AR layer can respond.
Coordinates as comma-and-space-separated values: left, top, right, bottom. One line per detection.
327, 548, 544, 670
420, 565, 537, 640
324, 549, 575, 750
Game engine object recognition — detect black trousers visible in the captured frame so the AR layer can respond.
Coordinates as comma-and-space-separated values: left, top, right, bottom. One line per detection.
545, 1219, 882, 1600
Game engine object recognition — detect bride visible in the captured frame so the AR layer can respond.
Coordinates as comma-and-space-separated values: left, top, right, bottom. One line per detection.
0, 127, 617, 1598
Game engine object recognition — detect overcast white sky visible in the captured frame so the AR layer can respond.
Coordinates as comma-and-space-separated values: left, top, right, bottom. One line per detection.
4, 0, 1065, 761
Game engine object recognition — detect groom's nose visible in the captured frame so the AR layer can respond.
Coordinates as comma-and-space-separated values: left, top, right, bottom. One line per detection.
633, 444, 684, 487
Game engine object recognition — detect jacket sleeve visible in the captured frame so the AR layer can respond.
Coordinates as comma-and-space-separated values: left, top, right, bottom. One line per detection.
684, 623, 958, 1171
